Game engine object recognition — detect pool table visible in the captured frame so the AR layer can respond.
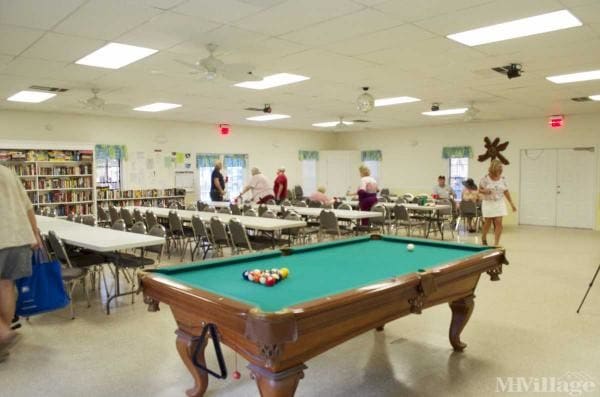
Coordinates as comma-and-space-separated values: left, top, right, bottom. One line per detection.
141, 235, 508, 397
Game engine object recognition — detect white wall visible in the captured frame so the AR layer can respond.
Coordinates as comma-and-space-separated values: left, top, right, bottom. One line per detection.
0, 109, 335, 201
335, 113, 600, 229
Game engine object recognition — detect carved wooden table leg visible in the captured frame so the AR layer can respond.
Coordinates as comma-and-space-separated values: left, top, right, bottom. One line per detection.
448, 295, 475, 352
175, 329, 209, 397
249, 364, 307, 397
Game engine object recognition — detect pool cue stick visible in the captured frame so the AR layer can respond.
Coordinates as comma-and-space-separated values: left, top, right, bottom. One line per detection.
577, 264, 600, 314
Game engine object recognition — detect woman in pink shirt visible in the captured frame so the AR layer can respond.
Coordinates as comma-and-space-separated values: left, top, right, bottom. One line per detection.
309, 187, 334, 207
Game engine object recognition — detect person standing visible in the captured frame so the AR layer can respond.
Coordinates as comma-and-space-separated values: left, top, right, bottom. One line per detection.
357, 165, 378, 225
273, 166, 288, 203
432, 175, 454, 199
0, 164, 42, 361
238, 167, 275, 204
479, 160, 517, 246
210, 160, 226, 202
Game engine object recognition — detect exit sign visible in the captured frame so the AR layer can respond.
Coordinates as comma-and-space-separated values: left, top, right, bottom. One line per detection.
548, 115, 564, 128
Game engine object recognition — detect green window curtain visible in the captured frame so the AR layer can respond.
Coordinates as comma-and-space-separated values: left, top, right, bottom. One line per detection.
196, 154, 220, 168
361, 150, 382, 161
95, 144, 127, 161
224, 154, 248, 168
298, 150, 319, 161
442, 146, 473, 159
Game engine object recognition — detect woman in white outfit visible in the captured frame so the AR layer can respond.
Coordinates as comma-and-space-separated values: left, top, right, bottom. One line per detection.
479, 160, 517, 246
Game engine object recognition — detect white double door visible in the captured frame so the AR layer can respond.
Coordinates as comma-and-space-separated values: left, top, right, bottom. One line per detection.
520, 148, 596, 229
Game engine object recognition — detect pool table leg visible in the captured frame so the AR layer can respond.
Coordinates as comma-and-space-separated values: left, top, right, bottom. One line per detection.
249, 363, 306, 397
448, 295, 475, 352
175, 329, 209, 397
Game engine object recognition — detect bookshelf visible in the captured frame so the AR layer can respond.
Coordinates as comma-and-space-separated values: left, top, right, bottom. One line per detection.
0, 149, 95, 216
96, 188, 186, 208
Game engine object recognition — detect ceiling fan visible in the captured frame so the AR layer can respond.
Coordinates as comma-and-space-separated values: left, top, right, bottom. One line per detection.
175, 43, 261, 82
78, 88, 128, 111
244, 104, 272, 113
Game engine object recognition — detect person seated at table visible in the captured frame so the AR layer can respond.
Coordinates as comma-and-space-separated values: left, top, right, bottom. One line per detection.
357, 165, 378, 225
237, 167, 275, 204
309, 186, 335, 207
460, 178, 480, 233
432, 175, 454, 199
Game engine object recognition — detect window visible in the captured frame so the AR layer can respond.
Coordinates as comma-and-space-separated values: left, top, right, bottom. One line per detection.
363, 160, 380, 185
197, 154, 248, 202
301, 159, 317, 196
96, 158, 121, 189
449, 157, 469, 200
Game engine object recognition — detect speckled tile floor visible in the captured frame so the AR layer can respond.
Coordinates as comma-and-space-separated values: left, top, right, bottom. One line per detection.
1, 226, 600, 397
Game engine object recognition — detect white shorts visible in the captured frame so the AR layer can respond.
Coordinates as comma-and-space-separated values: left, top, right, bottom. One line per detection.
482, 199, 507, 218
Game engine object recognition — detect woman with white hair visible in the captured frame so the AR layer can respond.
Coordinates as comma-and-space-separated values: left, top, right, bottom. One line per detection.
479, 160, 517, 246
357, 165, 378, 225
309, 186, 334, 206
237, 167, 275, 204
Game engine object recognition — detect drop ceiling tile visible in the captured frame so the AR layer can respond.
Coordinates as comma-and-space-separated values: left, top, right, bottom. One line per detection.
0, 54, 13, 67
372, 0, 494, 23
1, 57, 68, 80
117, 11, 221, 50
0, 0, 86, 30
126, 0, 187, 9
414, 0, 565, 36
20, 33, 106, 63
173, 0, 264, 23
53, 0, 162, 41
0, 25, 45, 56
232, 0, 364, 36
324, 23, 436, 56
280, 8, 402, 47
169, 25, 268, 59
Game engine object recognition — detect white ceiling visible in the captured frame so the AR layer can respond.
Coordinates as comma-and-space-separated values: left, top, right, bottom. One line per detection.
0, 0, 599, 131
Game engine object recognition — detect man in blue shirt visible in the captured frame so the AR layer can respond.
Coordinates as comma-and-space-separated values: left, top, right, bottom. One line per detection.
210, 160, 226, 201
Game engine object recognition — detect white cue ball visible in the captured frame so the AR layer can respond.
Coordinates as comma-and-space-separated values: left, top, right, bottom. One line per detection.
407, 243, 415, 252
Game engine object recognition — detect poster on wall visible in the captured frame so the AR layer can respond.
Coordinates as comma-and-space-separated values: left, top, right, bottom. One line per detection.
175, 170, 194, 192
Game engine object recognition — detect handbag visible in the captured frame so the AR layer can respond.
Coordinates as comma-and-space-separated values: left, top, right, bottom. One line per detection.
15, 249, 70, 317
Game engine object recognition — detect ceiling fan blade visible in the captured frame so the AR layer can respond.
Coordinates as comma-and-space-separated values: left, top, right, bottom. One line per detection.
174, 59, 201, 70
244, 107, 264, 112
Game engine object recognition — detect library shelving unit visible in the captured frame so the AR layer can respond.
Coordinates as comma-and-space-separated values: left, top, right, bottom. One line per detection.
96, 188, 186, 208
0, 148, 95, 217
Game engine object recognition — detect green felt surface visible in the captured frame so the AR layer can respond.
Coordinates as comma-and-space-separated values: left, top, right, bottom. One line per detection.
152, 236, 491, 312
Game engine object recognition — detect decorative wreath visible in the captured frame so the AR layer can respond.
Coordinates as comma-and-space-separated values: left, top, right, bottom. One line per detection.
478, 137, 510, 165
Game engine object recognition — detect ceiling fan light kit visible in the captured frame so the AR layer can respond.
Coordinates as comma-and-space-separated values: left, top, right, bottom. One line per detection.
356, 87, 375, 113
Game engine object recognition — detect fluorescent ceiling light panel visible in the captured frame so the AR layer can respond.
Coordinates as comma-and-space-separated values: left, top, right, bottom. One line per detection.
589, 95, 600, 101
7, 90, 56, 103
312, 121, 354, 127
546, 70, 600, 84
235, 73, 310, 90
374, 96, 420, 107
422, 108, 468, 116
246, 114, 290, 121
76, 42, 158, 69
133, 102, 182, 112
447, 10, 582, 46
